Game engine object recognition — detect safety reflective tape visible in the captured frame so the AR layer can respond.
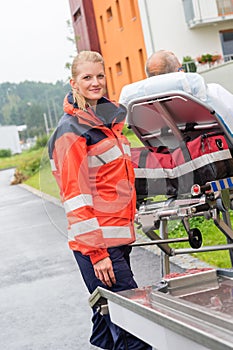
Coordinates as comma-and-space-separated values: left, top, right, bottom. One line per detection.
68, 221, 131, 241
219, 179, 225, 189
134, 150, 231, 179
209, 177, 233, 192
102, 226, 131, 239
227, 177, 233, 188
135, 167, 168, 179
50, 159, 57, 171
68, 218, 100, 239
63, 194, 93, 213
211, 181, 219, 192
122, 144, 131, 156
88, 145, 122, 168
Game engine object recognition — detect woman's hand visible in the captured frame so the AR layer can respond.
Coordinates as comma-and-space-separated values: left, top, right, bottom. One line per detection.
93, 257, 116, 287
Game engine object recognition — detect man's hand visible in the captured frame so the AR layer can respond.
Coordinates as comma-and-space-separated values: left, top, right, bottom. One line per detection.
93, 257, 116, 287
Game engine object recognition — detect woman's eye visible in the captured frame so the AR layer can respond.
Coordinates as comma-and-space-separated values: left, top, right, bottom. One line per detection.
82, 74, 105, 81
83, 75, 91, 80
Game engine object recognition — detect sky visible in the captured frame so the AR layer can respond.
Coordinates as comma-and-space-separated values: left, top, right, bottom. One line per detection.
0, 0, 75, 84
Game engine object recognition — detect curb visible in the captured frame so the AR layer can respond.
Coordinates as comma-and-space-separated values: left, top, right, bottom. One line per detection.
19, 183, 63, 208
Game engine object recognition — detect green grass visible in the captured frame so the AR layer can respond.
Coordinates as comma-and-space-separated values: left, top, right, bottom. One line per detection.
25, 163, 60, 199
23, 146, 60, 198
167, 217, 232, 268
0, 149, 43, 171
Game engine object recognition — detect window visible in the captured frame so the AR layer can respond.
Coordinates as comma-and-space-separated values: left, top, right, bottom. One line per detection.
116, 0, 123, 28
108, 67, 115, 95
107, 7, 113, 21
73, 7, 81, 22
125, 57, 132, 83
116, 62, 122, 75
222, 31, 233, 42
138, 49, 145, 77
100, 15, 107, 43
130, 0, 136, 19
220, 29, 233, 60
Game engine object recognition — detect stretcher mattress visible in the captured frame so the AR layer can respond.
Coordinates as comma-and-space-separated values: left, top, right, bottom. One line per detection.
127, 91, 233, 198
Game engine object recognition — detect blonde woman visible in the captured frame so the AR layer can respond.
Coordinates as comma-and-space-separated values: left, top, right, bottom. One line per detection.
48, 51, 152, 350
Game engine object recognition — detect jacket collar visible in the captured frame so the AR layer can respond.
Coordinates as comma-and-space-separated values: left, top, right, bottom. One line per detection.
63, 91, 126, 127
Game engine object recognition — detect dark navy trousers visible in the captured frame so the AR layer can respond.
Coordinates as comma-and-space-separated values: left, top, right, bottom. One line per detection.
73, 246, 153, 350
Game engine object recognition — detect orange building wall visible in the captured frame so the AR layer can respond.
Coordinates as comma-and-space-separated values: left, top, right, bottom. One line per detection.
92, 0, 147, 101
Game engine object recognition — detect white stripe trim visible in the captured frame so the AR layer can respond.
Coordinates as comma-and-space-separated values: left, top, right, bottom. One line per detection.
68, 218, 100, 240
223, 178, 228, 189
64, 194, 93, 213
88, 146, 122, 167
68, 222, 131, 241
50, 159, 57, 171
122, 144, 131, 156
134, 150, 231, 179
214, 181, 221, 191
101, 226, 131, 239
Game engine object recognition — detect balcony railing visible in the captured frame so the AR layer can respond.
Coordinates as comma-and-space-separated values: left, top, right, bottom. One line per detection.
217, 0, 233, 16
183, 0, 233, 28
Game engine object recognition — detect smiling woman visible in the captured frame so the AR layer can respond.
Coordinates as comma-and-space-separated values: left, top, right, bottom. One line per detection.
0, 0, 74, 83
70, 51, 106, 109
47, 50, 153, 350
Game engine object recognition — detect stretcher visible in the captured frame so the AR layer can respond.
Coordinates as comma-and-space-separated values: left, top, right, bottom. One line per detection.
90, 90, 233, 349
127, 90, 233, 275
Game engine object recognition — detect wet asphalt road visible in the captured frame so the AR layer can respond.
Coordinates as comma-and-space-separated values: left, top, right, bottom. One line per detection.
0, 168, 183, 349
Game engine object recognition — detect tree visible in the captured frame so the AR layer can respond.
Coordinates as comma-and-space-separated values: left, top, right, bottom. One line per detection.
0, 81, 69, 137
65, 19, 78, 73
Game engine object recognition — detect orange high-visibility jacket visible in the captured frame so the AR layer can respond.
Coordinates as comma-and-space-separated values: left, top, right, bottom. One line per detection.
48, 93, 136, 264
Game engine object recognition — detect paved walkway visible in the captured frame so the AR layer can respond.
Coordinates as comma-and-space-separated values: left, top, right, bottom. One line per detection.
0, 168, 188, 349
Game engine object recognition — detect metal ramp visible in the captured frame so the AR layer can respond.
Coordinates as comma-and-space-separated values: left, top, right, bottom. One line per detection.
89, 269, 233, 350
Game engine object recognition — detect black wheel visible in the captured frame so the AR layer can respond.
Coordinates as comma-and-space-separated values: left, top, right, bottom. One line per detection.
188, 228, 202, 249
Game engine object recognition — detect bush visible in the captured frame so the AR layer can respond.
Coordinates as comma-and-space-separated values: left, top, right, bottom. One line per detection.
11, 149, 43, 184
31, 134, 49, 150
0, 149, 12, 158
197, 53, 222, 65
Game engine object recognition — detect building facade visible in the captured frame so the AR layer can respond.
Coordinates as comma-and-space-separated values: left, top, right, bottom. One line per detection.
69, 0, 100, 52
68, 0, 233, 99
138, 0, 233, 63
69, 0, 147, 100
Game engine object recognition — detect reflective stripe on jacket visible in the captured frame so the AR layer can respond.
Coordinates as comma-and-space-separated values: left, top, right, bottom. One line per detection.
48, 93, 136, 264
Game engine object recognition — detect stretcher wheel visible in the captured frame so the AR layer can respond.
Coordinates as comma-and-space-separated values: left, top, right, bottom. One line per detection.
188, 228, 202, 249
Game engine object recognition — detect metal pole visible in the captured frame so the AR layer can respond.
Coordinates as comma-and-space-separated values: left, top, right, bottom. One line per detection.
43, 113, 49, 136
159, 220, 170, 277
222, 211, 233, 266
52, 99, 59, 124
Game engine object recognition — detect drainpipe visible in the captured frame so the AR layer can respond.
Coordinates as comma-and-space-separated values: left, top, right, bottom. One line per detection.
144, 0, 155, 53
138, 0, 155, 56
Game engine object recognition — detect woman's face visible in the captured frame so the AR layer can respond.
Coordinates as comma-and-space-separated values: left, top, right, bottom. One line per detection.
71, 61, 106, 105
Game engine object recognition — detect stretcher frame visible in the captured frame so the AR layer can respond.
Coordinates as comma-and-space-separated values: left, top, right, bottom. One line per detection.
127, 90, 233, 276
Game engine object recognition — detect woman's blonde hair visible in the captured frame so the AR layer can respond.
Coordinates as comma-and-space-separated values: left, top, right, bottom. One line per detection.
71, 51, 105, 110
